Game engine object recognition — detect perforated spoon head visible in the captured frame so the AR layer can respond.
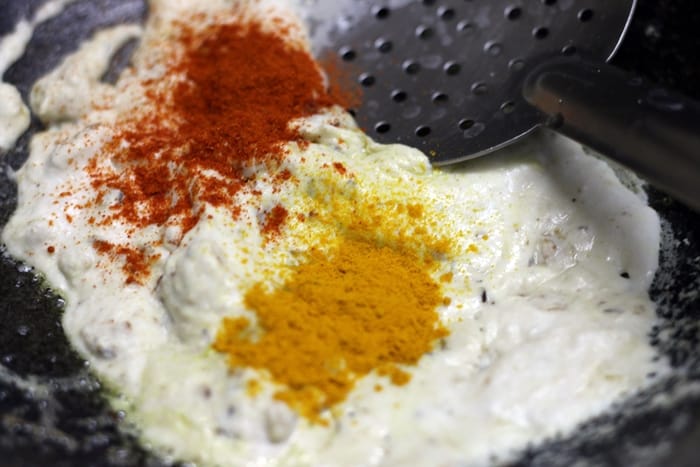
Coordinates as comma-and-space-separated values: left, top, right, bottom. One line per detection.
302, 0, 636, 165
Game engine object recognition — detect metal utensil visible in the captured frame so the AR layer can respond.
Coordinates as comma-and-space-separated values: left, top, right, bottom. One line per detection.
1, 1, 700, 466
305, 0, 700, 209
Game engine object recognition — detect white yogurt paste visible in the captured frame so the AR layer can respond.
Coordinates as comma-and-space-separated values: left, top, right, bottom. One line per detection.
0, 0, 78, 151
1, 0, 668, 466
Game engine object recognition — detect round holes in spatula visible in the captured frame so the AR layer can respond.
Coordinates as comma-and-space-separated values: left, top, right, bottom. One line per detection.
505, 6, 522, 20
375, 121, 391, 134
459, 118, 475, 130
578, 9, 594, 22
484, 41, 503, 56
500, 101, 516, 114
437, 6, 456, 21
533, 27, 549, 39
359, 73, 375, 87
416, 25, 434, 40
562, 44, 577, 56
457, 20, 475, 35
444, 61, 461, 75
403, 61, 421, 75
432, 92, 449, 104
339, 46, 356, 61
471, 82, 488, 96
416, 125, 432, 137
327, 0, 631, 163
391, 90, 408, 102
509, 58, 525, 71
459, 119, 486, 139
374, 38, 393, 53
372, 6, 390, 20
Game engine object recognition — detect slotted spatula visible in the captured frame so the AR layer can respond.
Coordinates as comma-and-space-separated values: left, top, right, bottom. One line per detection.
302, 0, 700, 209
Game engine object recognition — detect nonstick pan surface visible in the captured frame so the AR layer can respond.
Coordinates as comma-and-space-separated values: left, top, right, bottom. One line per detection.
1, 1, 700, 466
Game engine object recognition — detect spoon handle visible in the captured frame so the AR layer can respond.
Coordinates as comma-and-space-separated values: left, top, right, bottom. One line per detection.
523, 56, 700, 210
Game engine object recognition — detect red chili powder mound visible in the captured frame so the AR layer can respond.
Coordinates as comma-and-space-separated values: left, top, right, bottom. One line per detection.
86, 17, 349, 283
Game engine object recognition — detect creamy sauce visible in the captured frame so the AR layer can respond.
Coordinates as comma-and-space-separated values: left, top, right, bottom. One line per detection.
0, 83, 29, 151
1, 1, 668, 466
0, 0, 78, 151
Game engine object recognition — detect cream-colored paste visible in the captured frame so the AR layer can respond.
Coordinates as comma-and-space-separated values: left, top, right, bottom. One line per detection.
1, 1, 667, 466
0, 0, 78, 151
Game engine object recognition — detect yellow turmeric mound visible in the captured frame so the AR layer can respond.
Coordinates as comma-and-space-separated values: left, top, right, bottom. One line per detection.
213, 238, 449, 424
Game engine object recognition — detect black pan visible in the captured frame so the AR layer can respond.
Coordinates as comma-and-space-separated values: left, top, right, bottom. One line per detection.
1, 1, 700, 466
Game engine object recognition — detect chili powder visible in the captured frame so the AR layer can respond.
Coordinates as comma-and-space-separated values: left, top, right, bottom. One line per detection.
87, 17, 349, 283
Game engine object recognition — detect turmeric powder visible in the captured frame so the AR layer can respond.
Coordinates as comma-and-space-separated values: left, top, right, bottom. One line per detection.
213, 238, 449, 424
